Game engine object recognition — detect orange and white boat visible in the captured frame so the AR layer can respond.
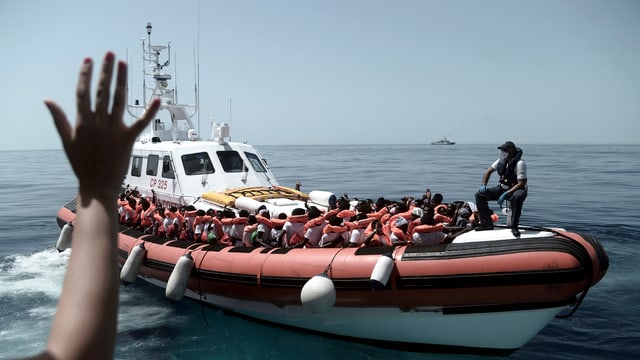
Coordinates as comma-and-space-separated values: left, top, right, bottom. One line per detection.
55, 23, 608, 355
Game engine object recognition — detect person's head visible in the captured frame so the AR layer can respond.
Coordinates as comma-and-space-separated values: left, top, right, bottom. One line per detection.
357, 200, 372, 214
355, 212, 367, 221
395, 216, 409, 231
498, 141, 517, 159
239, 209, 249, 218
292, 207, 306, 216
420, 214, 436, 225
307, 206, 321, 219
329, 215, 343, 226
338, 197, 350, 211
259, 209, 270, 218
395, 202, 408, 214
432, 193, 443, 205
139, 197, 149, 210
411, 207, 424, 220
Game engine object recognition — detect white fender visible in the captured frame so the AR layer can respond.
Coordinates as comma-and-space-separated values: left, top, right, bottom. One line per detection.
370, 253, 394, 289
165, 253, 194, 301
308, 190, 337, 209
120, 243, 147, 285
56, 223, 73, 252
300, 273, 336, 313
235, 196, 267, 214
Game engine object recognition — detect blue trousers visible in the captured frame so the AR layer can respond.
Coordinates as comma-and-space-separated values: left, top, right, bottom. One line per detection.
475, 186, 527, 228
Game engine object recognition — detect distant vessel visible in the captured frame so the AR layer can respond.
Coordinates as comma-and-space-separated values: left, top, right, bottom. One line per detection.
431, 137, 456, 145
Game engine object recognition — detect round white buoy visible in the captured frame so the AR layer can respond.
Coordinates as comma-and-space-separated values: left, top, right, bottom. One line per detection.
120, 243, 147, 285
165, 253, 195, 301
56, 223, 73, 252
370, 253, 394, 289
300, 273, 336, 313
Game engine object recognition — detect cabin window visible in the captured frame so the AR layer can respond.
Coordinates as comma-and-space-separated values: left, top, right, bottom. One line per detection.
147, 155, 159, 176
245, 152, 267, 173
182, 152, 215, 175
131, 156, 143, 177
217, 151, 245, 173
162, 155, 175, 179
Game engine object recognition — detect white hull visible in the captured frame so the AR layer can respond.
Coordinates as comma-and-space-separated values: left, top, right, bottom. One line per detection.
141, 275, 562, 352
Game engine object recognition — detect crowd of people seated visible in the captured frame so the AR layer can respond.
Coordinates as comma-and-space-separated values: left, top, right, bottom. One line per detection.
117, 186, 499, 249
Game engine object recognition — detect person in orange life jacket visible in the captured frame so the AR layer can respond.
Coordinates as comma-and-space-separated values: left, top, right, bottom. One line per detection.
281, 207, 307, 247
270, 212, 288, 247
162, 209, 176, 239
243, 214, 259, 247
383, 201, 410, 230
406, 206, 425, 235
134, 189, 155, 230
119, 197, 137, 226
475, 141, 527, 237
367, 197, 391, 221
250, 212, 274, 247
221, 209, 250, 246
346, 212, 375, 247
254, 209, 276, 246
431, 193, 444, 211
303, 206, 328, 247
390, 216, 412, 246
205, 211, 224, 244
192, 208, 217, 243
131, 196, 148, 230
318, 215, 350, 247
164, 206, 182, 237
362, 218, 388, 247
411, 211, 447, 245
152, 207, 167, 237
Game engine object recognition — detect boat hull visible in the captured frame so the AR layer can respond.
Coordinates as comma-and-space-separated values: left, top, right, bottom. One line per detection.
56, 203, 608, 354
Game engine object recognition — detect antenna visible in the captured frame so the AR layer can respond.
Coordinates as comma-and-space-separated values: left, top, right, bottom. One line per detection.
196, 0, 201, 135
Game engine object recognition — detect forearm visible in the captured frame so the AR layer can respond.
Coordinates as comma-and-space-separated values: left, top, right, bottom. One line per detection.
47, 194, 120, 360
507, 180, 527, 194
481, 167, 493, 185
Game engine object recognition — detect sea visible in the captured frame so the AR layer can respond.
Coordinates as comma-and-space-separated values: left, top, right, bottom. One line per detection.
0, 144, 638, 360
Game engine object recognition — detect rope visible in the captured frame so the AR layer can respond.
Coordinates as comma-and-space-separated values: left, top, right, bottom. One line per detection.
195, 248, 211, 327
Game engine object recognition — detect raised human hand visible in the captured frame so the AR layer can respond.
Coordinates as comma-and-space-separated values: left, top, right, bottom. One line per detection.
45, 52, 160, 202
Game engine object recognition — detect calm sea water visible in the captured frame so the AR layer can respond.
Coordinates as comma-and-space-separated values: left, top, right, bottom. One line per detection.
1, 144, 638, 359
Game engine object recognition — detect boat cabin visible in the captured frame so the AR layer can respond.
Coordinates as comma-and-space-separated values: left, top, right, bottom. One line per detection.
123, 128, 278, 208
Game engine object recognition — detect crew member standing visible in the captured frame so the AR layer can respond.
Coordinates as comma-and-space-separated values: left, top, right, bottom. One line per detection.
475, 141, 527, 237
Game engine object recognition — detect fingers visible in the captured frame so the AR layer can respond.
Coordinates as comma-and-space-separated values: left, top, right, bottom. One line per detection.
128, 97, 160, 141
111, 60, 128, 121
76, 57, 93, 125
45, 99, 72, 148
95, 52, 115, 117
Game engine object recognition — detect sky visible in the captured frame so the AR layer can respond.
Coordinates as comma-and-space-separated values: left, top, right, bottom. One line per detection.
1, 0, 639, 150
